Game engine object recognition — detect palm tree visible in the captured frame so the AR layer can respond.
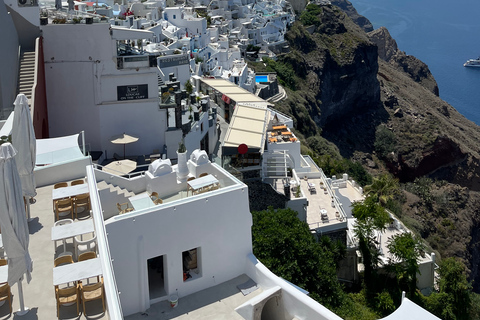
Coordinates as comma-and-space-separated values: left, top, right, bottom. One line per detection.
364, 173, 399, 206
387, 232, 424, 297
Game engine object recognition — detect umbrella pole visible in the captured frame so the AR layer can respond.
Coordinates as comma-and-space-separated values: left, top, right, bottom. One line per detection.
16, 278, 29, 316
26, 199, 32, 222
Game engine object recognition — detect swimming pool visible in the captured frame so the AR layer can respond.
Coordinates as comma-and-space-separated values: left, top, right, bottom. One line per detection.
256, 75, 268, 83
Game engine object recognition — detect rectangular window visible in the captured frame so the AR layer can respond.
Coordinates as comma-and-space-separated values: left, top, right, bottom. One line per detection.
182, 247, 201, 281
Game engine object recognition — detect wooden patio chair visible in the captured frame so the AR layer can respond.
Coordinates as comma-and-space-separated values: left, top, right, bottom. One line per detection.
73, 193, 90, 218
0, 283, 12, 315
70, 179, 84, 186
80, 278, 105, 315
150, 192, 163, 205
56, 284, 80, 317
54, 182, 68, 189
55, 198, 74, 221
117, 202, 134, 214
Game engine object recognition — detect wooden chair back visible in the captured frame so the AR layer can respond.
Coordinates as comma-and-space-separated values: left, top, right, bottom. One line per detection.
55, 198, 73, 221
70, 179, 84, 186
0, 259, 7, 266
56, 284, 79, 317
54, 182, 68, 189
54, 255, 74, 267
0, 283, 12, 314
74, 193, 90, 218
78, 251, 97, 262
80, 278, 105, 315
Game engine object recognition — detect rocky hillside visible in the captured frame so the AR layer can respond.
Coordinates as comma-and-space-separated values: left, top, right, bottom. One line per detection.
261, 1, 480, 291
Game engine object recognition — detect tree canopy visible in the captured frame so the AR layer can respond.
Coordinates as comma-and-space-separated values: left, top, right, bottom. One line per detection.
251, 207, 345, 308
386, 232, 424, 297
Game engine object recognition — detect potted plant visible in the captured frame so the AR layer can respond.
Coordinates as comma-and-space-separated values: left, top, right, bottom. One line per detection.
176, 139, 188, 182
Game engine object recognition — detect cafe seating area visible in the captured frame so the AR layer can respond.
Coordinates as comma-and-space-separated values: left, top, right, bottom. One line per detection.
50, 179, 104, 318
268, 126, 298, 144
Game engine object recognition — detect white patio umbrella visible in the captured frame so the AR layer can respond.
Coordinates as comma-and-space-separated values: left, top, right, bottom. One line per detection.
11, 94, 36, 221
0, 143, 32, 316
110, 132, 139, 159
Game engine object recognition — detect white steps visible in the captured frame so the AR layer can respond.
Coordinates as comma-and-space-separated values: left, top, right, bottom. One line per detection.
17, 51, 36, 101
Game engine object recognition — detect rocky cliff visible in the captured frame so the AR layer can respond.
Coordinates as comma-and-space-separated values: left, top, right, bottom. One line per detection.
265, 1, 480, 292
368, 27, 439, 96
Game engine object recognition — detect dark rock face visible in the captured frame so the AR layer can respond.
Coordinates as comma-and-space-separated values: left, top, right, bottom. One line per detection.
368, 27, 439, 96
318, 43, 380, 126
330, 0, 373, 32
388, 136, 466, 182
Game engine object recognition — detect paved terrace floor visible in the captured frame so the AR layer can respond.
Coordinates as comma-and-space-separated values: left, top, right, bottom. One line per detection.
126, 274, 263, 320
0, 182, 107, 320
274, 178, 346, 229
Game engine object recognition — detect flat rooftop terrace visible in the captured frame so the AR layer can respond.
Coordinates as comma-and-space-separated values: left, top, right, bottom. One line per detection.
2, 182, 107, 319
125, 274, 263, 320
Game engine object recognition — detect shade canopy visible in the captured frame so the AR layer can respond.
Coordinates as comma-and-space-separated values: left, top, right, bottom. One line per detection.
11, 94, 36, 198
111, 133, 139, 159
103, 159, 137, 175
110, 133, 139, 145
0, 143, 33, 286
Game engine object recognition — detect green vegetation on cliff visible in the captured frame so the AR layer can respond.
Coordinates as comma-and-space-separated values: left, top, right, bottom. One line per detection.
248, 1, 480, 318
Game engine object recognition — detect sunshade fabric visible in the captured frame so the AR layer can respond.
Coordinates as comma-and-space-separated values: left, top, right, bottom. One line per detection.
11, 94, 36, 198
0, 143, 33, 286
110, 133, 139, 144
36, 134, 83, 165
103, 159, 137, 175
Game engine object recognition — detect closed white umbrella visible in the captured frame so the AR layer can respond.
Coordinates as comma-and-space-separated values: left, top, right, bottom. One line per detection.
0, 143, 32, 315
11, 94, 36, 221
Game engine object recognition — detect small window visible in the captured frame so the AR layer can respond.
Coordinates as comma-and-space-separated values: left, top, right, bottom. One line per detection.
173, 14, 176, 19
182, 247, 201, 281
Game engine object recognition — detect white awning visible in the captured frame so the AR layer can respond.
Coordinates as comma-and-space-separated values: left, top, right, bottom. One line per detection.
222, 104, 269, 154
111, 27, 154, 40
36, 134, 84, 166
380, 298, 441, 320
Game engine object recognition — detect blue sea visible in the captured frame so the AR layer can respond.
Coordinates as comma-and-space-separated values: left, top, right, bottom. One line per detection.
349, 0, 480, 125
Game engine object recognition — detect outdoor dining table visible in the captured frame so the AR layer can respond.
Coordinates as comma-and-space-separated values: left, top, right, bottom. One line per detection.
52, 184, 89, 202
128, 193, 155, 211
51, 219, 95, 254
53, 257, 102, 286
0, 265, 7, 283
188, 174, 219, 195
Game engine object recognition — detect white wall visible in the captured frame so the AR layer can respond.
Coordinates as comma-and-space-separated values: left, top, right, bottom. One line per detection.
244, 254, 343, 320
0, 3, 19, 118
34, 157, 92, 187
42, 23, 166, 157
105, 183, 252, 316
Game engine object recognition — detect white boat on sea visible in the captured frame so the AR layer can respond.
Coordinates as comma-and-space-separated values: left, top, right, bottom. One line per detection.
464, 57, 480, 67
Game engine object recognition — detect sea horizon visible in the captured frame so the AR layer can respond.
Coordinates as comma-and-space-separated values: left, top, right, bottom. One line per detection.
349, 0, 480, 126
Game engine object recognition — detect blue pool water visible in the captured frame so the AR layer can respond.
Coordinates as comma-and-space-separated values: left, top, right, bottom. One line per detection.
256, 75, 268, 83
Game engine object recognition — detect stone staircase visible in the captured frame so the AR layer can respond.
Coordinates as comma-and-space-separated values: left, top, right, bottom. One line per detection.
157, 73, 165, 98
17, 50, 36, 102
96, 180, 137, 219
97, 181, 136, 198
263, 151, 288, 178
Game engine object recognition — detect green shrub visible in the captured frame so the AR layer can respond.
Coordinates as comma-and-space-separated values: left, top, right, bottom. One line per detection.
374, 125, 396, 158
